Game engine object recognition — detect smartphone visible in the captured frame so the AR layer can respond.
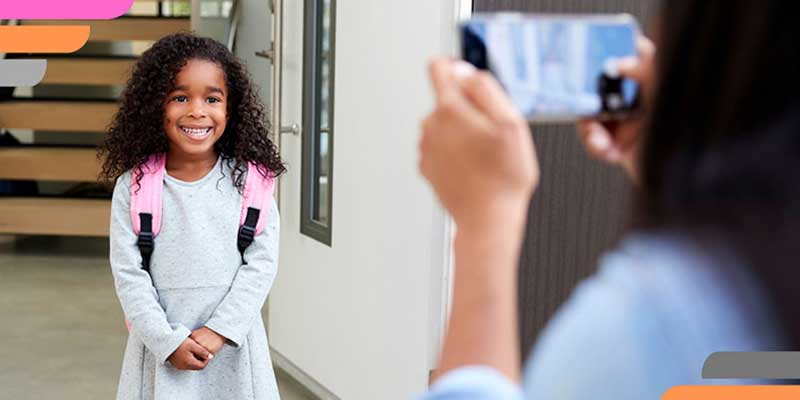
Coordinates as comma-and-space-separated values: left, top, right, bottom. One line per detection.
461, 13, 640, 122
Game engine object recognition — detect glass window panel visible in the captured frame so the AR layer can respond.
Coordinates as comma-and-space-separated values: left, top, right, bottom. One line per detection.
200, 1, 222, 17
221, 0, 234, 18
302, 0, 335, 245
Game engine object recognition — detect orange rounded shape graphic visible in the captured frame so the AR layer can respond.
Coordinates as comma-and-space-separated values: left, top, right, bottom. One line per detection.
0, 26, 90, 53
662, 385, 800, 400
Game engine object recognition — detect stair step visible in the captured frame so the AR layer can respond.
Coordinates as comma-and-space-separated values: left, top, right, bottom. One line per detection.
42, 58, 136, 86
0, 148, 101, 182
0, 197, 111, 237
21, 17, 190, 42
0, 100, 117, 132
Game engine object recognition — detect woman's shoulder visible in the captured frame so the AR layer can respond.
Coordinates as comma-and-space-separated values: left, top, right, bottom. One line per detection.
522, 232, 786, 399
578, 232, 784, 355
593, 232, 780, 329
589, 233, 736, 303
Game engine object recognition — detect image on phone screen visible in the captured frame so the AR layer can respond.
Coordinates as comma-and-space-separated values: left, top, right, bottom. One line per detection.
462, 15, 639, 122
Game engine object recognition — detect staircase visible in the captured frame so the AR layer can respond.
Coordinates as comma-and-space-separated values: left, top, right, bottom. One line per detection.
0, 0, 191, 237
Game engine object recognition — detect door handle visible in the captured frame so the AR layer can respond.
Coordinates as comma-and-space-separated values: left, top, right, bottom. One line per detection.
280, 124, 300, 136
255, 42, 275, 65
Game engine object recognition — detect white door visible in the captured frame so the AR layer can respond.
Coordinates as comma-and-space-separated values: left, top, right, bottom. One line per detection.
269, 1, 469, 398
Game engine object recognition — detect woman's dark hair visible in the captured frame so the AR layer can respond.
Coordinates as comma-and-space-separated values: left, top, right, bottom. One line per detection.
99, 32, 285, 190
637, 1, 800, 345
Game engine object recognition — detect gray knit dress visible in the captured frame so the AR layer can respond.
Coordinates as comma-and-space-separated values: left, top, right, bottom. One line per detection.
110, 157, 280, 400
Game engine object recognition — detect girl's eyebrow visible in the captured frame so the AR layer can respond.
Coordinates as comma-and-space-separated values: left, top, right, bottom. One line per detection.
207, 86, 225, 95
170, 85, 225, 95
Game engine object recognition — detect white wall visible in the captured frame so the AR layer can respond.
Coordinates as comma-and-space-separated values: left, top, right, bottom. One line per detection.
269, 1, 465, 399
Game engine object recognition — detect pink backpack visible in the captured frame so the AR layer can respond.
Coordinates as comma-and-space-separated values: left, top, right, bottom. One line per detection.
130, 153, 276, 272
124, 154, 275, 331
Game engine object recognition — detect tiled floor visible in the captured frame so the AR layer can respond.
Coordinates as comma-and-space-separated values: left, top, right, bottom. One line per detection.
0, 235, 313, 400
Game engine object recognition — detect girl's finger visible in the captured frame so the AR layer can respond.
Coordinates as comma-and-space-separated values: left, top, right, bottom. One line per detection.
185, 356, 206, 370
188, 340, 213, 360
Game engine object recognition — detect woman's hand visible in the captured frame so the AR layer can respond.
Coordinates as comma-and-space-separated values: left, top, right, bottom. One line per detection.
168, 337, 212, 370
576, 35, 656, 182
419, 59, 539, 234
191, 327, 226, 355
421, 59, 538, 382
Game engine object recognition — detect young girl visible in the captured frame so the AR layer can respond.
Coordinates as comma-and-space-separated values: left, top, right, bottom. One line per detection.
100, 33, 285, 400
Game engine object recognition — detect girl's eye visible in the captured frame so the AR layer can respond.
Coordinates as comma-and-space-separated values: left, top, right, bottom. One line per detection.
173, 95, 188, 102
207, 97, 221, 104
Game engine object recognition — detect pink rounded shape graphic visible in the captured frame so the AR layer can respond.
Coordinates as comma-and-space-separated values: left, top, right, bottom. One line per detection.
0, 0, 134, 20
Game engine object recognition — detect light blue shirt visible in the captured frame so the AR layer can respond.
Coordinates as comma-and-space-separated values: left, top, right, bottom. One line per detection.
423, 233, 785, 400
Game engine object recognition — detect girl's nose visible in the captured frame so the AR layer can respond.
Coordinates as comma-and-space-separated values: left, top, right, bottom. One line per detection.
187, 99, 207, 118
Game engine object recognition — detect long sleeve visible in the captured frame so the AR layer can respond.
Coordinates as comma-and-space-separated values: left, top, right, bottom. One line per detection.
109, 173, 191, 363
205, 200, 279, 347
422, 366, 523, 400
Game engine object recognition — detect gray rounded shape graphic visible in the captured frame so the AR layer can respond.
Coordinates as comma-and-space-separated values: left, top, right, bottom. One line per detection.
703, 351, 800, 379
0, 59, 48, 87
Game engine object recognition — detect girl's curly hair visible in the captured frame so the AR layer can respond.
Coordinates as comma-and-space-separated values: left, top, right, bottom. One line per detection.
99, 32, 285, 191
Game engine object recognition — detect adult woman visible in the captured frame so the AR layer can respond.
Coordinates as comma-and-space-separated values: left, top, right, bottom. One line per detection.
419, 2, 799, 398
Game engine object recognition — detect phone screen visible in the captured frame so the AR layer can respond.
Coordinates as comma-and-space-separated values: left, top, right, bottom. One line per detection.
461, 14, 639, 122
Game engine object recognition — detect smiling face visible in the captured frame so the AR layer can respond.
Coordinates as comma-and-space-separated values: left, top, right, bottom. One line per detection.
163, 59, 228, 163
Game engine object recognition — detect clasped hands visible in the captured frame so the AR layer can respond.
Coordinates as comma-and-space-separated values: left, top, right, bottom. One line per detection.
168, 327, 226, 370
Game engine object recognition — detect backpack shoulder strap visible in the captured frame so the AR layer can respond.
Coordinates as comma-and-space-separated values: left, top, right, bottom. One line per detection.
129, 153, 166, 272
237, 162, 276, 255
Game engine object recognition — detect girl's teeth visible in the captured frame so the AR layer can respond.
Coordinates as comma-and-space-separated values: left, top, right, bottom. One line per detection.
182, 127, 211, 136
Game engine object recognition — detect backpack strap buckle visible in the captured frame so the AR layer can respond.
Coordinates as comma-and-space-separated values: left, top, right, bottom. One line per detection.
237, 207, 260, 256
137, 213, 155, 272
